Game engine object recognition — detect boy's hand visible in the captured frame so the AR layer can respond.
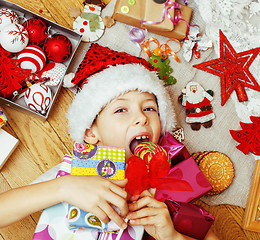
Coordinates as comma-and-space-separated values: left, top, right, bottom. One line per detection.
127, 190, 182, 240
60, 175, 128, 229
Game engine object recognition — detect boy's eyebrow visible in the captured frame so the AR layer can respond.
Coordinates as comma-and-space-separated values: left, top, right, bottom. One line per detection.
115, 97, 156, 102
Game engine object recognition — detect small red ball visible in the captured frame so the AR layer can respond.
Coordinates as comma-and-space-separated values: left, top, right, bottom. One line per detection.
23, 18, 48, 45
43, 34, 72, 63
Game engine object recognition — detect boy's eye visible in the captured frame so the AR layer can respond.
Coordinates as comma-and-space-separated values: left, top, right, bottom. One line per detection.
115, 108, 126, 113
144, 107, 157, 112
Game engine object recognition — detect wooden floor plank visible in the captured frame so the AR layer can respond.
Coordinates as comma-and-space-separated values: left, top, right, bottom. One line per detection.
47, 87, 75, 154
2, 106, 70, 173
1, 0, 260, 239
0, 217, 37, 240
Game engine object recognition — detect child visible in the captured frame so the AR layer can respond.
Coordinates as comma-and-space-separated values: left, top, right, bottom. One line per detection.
1, 44, 218, 239
65, 43, 218, 240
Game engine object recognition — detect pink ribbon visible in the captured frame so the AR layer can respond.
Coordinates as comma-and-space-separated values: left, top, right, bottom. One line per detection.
140, 0, 193, 34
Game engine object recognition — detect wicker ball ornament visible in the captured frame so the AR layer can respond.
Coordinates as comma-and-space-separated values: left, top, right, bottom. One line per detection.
43, 34, 72, 63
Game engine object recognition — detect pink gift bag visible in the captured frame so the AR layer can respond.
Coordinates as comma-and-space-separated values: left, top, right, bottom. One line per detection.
154, 156, 212, 203
165, 200, 214, 240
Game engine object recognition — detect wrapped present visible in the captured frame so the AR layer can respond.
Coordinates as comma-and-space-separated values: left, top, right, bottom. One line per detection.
71, 143, 125, 180
165, 200, 214, 240
142, 0, 175, 32
159, 132, 190, 166
97, 225, 144, 240
33, 202, 98, 240
0, 107, 7, 128
34, 153, 144, 240
68, 143, 126, 231
154, 156, 212, 203
113, 0, 192, 40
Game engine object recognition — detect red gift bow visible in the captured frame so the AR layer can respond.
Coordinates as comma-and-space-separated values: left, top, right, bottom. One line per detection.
126, 152, 193, 196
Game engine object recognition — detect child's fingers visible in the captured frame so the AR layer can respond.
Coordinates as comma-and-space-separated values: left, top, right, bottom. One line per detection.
109, 179, 128, 199
90, 206, 110, 223
127, 207, 170, 226
139, 190, 153, 198
104, 188, 129, 217
99, 202, 127, 229
110, 178, 128, 188
128, 215, 156, 226
127, 206, 159, 219
128, 195, 165, 211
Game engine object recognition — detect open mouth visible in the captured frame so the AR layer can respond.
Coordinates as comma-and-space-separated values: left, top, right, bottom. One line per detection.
129, 135, 150, 154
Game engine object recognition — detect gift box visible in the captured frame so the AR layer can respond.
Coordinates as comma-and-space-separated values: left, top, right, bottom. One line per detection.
159, 132, 190, 166
0, 107, 7, 128
33, 203, 98, 240
165, 200, 214, 240
33, 202, 144, 240
154, 156, 212, 203
68, 143, 126, 231
113, 0, 192, 40
71, 144, 125, 180
34, 152, 144, 240
97, 225, 144, 240
0, 0, 82, 120
142, 0, 175, 32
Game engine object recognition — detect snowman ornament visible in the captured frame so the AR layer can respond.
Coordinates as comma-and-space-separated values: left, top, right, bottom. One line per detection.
73, 4, 105, 42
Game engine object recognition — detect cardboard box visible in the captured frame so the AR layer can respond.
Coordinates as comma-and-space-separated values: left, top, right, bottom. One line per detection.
0, 0, 82, 120
113, 0, 192, 40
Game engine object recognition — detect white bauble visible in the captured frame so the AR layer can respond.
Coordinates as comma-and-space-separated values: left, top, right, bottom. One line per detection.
24, 83, 52, 115
0, 23, 29, 53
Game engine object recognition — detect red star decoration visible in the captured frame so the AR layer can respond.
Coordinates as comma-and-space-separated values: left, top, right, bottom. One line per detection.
193, 29, 260, 105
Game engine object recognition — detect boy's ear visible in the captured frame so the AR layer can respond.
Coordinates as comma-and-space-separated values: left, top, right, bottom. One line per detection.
84, 129, 99, 144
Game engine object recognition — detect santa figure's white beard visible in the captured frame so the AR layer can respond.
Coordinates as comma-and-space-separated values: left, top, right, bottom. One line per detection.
186, 88, 205, 104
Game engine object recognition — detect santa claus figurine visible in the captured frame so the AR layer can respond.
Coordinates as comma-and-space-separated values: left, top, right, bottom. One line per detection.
179, 81, 215, 130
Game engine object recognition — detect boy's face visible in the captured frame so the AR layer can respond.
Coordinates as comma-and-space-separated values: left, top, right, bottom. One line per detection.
86, 91, 161, 161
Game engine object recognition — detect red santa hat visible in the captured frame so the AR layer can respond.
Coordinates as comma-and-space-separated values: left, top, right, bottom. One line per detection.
66, 43, 176, 143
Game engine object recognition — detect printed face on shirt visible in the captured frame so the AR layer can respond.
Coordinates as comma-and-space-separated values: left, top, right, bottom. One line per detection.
87, 90, 161, 161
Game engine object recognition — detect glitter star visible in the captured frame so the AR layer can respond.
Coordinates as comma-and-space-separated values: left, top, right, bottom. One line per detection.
193, 29, 260, 105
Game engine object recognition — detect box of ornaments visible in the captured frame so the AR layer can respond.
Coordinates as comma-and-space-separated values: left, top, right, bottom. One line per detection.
0, 0, 82, 120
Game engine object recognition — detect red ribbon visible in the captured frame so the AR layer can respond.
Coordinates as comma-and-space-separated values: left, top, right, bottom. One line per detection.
126, 152, 193, 196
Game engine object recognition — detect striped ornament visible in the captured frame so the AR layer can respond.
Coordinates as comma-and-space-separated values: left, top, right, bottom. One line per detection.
17, 45, 46, 73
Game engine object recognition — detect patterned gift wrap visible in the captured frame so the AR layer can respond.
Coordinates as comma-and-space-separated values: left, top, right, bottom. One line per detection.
68, 143, 126, 231
71, 143, 125, 180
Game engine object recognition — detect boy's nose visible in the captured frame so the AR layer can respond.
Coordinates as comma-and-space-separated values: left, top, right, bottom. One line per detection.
134, 112, 148, 126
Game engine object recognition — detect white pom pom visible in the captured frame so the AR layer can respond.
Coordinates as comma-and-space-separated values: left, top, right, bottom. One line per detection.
63, 73, 76, 88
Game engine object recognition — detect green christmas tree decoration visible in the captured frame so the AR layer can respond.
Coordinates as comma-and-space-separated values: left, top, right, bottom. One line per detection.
148, 54, 177, 85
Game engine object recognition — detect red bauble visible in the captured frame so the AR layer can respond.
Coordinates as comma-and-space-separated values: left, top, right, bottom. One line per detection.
23, 18, 48, 45
43, 34, 72, 63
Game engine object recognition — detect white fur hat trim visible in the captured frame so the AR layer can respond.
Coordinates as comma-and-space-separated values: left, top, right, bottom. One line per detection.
67, 64, 176, 143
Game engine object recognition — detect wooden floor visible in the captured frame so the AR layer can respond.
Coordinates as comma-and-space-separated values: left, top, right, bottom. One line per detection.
0, 0, 260, 239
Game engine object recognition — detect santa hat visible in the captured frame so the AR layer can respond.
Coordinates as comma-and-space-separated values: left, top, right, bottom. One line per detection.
66, 43, 176, 143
